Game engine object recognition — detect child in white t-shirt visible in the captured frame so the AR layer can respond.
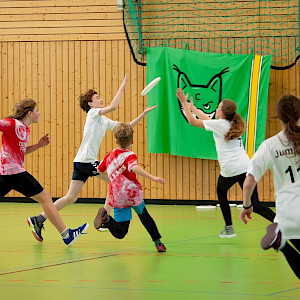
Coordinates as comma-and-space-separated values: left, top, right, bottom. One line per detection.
241, 94, 300, 279
30, 75, 157, 241
94, 123, 167, 252
177, 88, 275, 238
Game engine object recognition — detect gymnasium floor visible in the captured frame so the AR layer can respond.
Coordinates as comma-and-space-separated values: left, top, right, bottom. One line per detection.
0, 202, 299, 300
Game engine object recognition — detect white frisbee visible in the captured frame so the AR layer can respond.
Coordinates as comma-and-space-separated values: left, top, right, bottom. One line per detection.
141, 77, 161, 96
196, 205, 216, 209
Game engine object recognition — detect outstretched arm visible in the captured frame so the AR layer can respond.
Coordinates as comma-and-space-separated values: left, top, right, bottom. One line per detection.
189, 98, 211, 120
99, 74, 129, 116
26, 133, 50, 154
129, 105, 158, 127
132, 165, 166, 184
176, 88, 205, 128
240, 174, 256, 224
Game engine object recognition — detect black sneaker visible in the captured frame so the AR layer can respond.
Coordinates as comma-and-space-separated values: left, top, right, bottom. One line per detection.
97, 222, 110, 232
94, 207, 108, 230
261, 223, 283, 250
27, 216, 44, 242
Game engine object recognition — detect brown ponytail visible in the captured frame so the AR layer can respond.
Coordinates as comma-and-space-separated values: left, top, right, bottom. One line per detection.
221, 99, 245, 141
7, 98, 36, 120
276, 94, 300, 155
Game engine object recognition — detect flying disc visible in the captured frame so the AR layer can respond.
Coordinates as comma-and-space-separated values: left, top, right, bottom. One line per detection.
141, 77, 161, 96
196, 205, 216, 209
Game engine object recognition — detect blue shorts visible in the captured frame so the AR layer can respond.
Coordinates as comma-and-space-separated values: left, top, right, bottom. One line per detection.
72, 161, 100, 183
113, 201, 145, 222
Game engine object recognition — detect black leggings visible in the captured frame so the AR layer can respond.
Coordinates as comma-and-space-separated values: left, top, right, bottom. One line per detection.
217, 173, 276, 226
281, 239, 300, 279
105, 207, 162, 241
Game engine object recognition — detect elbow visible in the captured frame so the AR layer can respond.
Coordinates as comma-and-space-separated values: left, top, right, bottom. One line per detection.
189, 119, 196, 126
110, 105, 117, 112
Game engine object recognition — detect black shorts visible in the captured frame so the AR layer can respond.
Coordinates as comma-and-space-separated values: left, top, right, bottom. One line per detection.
0, 171, 44, 198
72, 161, 100, 183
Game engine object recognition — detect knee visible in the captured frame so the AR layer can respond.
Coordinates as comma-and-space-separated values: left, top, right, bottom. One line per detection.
63, 195, 78, 204
217, 186, 226, 199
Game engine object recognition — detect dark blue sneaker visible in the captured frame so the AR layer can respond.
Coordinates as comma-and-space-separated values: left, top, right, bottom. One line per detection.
27, 216, 44, 242
63, 223, 89, 247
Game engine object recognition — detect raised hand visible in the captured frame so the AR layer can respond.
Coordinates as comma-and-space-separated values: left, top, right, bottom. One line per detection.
143, 105, 158, 115
120, 74, 129, 91
151, 176, 166, 184
176, 88, 188, 103
38, 133, 50, 148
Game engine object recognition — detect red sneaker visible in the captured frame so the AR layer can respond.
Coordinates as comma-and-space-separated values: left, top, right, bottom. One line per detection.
156, 243, 166, 252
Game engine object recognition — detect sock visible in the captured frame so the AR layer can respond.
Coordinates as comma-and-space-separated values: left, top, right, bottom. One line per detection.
60, 228, 70, 239
226, 225, 233, 230
103, 214, 110, 224
36, 214, 46, 224
154, 239, 162, 245
279, 236, 286, 250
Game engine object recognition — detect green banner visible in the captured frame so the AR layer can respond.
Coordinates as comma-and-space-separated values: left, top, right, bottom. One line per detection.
146, 47, 271, 160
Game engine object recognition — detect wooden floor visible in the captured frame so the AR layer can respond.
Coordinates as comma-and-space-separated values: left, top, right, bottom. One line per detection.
0, 202, 299, 299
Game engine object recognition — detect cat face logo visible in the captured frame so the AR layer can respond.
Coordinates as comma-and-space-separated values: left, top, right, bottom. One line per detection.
173, 65, 229, 120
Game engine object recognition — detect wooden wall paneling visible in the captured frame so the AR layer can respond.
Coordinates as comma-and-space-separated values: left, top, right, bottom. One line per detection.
189, 157, 196, 200
73, 41, 82, 195
182, 156, 190, 199
176, 156, 183, 200
31, 42, 39, 183
99, 40, 107, 198
56, 41, 63, 197
6, 42, 16, 197
209, 160, 216, 201
79, 41, 88, 198
37, 42, 46, 190
195, 159, 203, 200
86, 40, 94, 198
104, 40, 113, 197
25, 43, 34, 179
44, 42, 51, 193
9, 42, 18, 196
202, 159, 209, 200
92, 40, 100, 198
67, 41, 75, 195
50, 41, 57, 196
62, 41, 70, 195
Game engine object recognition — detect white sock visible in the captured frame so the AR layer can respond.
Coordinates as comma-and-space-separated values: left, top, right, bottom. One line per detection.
61, 228, 69, 239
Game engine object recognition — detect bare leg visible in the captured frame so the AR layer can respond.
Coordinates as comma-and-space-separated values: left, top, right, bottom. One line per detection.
41, 180, 84, 219
31, 190, 66, 233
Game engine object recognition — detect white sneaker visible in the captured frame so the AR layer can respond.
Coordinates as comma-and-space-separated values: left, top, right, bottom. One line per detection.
219, 227, 237, 238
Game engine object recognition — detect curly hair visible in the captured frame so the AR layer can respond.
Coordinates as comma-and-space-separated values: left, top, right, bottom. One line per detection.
276, 94, 300, 155
7, 98, 37, 120
79, 89, 98, 112
221, 99, 246, 141
113, 122, 134, 148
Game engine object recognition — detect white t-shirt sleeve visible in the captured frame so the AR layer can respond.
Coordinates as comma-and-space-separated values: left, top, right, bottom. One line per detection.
247, 142, 272, 182
105, 118, 118, 130
203, 119, 228, 136
88, 108, 102, 119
